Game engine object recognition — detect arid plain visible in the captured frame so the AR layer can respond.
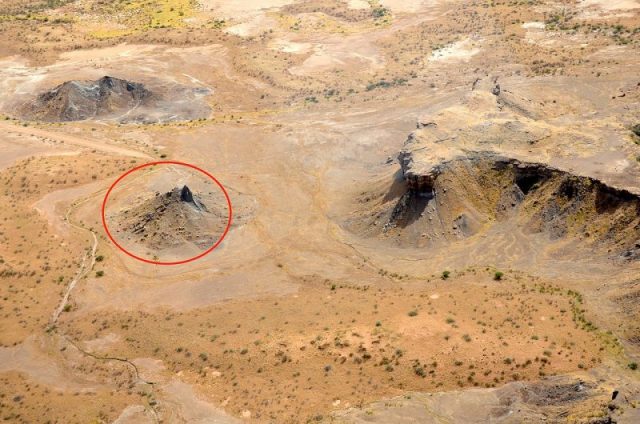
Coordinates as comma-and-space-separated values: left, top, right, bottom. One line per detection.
0, 0, 639, 423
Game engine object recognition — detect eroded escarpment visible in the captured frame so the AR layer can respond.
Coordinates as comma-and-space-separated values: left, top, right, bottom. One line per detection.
18, 75, 211, 123
348, 151, 640, 259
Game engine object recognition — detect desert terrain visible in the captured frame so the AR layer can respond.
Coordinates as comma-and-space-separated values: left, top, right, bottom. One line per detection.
0, 0, 639, 423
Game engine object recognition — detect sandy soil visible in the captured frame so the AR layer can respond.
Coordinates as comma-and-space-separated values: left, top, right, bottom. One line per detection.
0, 0, 639, 423
581, 0, 640, 11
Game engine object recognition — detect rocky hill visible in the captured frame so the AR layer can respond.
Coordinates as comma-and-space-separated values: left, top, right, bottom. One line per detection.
346, 84, 640, 261
116, 185, 225, 252
17, 75, 212, 123
21, 76, 152, 122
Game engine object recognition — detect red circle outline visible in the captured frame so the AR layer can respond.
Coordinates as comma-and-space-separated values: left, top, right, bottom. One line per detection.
101, 161, 233, 265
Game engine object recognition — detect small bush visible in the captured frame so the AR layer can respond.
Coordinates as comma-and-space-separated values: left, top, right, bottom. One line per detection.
441, 270, 450, 280
95, 270, 104, 277
629, 362, 638, 371
408, 310, 418, 317
372, 7, 389, 18
95, 255, 104, 262
494, 271, 504, 281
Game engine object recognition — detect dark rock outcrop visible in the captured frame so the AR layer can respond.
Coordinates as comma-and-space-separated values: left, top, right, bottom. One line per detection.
22, 76, 152, 122
180, 185, 194, 203
379, 150, 640, 256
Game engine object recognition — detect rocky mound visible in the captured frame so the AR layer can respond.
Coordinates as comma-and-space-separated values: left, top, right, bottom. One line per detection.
117, 185, 228, 252
22, 76, 152, 122
19, 75, 212, 123
345, 83, 640, 261
348, 151, 640, 260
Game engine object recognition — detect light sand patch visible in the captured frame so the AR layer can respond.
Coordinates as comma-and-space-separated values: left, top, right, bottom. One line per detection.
82, 333, 121, 353
199, 0, 294, 17
380, 0, 440, 13
270, 39, 313, 54
580, 0, 640, 11
347, 0, 371, 9
80, 264, 296, 312
0, 122, 148, 158
113, 405, 154, 424
525, 29, 589, 48
429, 39, 480, 62
225, 13, 277, 37
33, 179, 105, 235
0, 130, 73, 170
57, 44, 160, 63
0, 57, 48, 109
289, 38, 384, 76
578, 0, 640, 18
161, 381, 241, 423
132, 357, 167, 382
522, 21, 545, 29
0, 337, 92, 390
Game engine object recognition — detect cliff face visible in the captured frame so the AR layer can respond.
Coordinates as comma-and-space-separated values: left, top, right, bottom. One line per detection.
354, 147, 640, 260
346, 87, 640, 259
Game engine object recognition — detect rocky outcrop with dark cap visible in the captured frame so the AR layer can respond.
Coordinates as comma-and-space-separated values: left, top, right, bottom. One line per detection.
23, 76, 152, 122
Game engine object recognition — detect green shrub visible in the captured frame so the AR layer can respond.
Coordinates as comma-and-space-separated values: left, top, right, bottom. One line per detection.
372, 7, 389, 18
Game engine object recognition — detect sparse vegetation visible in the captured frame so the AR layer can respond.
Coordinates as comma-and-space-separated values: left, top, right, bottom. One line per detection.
0, 0, 632, 422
